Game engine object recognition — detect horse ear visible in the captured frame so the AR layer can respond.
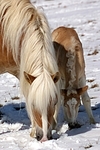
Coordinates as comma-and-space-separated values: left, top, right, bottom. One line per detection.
51, 72, 60, 83
60, 89, 67, 96
24, 71, 36, 84
77, 85, 88, 95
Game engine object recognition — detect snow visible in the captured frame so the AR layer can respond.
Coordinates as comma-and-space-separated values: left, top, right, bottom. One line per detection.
0, 0, 100, 149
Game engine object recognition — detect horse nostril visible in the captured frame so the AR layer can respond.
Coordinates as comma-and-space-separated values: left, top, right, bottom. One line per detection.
68, 123, 75, 130
36, 130, 43, 141
36, 133, 42, 141
37, 135, 41, 141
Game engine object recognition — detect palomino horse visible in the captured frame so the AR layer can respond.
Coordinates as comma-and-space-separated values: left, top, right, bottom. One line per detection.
0, 0, 61, 142
52, 26, 95, 129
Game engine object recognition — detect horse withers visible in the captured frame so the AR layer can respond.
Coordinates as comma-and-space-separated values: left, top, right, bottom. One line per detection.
52, 26, 95, 129
0, 0, 61, 142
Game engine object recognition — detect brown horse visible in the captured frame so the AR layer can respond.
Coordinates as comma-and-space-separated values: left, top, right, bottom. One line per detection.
52, 26, 95, 129
0, 0, 61, 142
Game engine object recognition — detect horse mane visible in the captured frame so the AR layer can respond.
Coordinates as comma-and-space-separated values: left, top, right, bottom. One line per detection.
66, 37, 80, 96
0, 0, 59, 113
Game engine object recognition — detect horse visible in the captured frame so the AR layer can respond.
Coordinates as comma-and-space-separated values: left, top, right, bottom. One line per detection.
0, 0, 61, 142
52, 26, 95, 129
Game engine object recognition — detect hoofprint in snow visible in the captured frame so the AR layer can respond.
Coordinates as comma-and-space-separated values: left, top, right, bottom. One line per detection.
0, 0, 100, 150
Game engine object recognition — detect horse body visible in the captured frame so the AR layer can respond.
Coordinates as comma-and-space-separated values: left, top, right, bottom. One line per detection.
0, 30, 19, 77
52, 26, 95, 129
0, 0, 60, 141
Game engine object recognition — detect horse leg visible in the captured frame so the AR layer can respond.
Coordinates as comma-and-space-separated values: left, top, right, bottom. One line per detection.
81, 91, 95, 124
79, 76, 95, 124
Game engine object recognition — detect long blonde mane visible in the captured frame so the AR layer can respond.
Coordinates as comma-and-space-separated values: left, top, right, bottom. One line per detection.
0, 0, 60, 115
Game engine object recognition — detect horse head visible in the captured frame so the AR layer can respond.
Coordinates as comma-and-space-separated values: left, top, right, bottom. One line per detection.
24, 71, 60, 142
61, 86, 88, 129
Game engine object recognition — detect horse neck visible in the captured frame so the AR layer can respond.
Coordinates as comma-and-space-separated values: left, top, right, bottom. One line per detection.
20, 9, 58, 77
65, 44, 84, 91
56, 37, 81, 90
0, 0, 58, 77
18, 4, 59, 104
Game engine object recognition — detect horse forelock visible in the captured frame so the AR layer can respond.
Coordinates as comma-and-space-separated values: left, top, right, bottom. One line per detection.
27, 71, 59, 113
67, 89, 77, 96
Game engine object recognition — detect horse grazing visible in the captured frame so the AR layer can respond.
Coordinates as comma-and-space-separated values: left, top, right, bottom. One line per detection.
52, 26, 95, 129
0, 0, 61, 142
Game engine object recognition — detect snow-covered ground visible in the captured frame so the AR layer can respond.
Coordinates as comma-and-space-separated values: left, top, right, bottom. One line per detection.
0, 0, 100, 149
